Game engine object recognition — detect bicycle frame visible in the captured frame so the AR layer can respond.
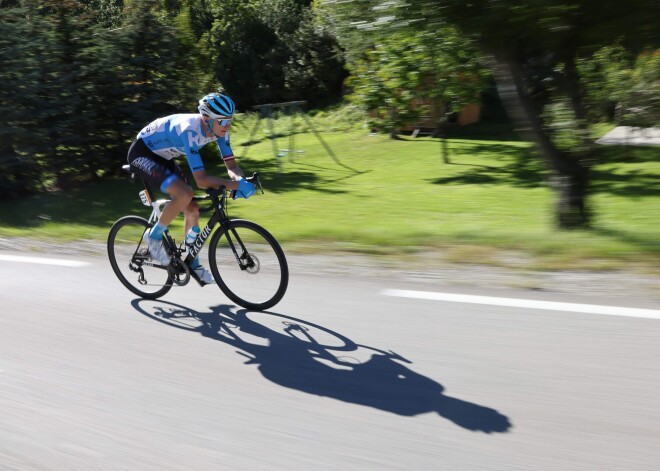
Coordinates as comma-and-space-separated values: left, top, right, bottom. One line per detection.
131, 192, 225, 288
183, 192, 228, 264
137, 186, 229, 267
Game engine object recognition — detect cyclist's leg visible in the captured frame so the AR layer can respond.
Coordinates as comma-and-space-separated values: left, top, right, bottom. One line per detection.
183, 200, 201, 237
159, 179, 193, 227
128, 140, 191, 264
170, 166, 212, 283
127, 142, 193, 228
171, 160, 200, 238
181, 195, 214, 282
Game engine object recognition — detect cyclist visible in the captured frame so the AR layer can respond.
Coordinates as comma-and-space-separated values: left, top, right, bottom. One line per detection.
127, 92, 256, 284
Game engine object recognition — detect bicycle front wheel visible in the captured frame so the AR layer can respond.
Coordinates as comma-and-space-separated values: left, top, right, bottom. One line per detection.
208, 219, 288, 311
107, 215, 173, 299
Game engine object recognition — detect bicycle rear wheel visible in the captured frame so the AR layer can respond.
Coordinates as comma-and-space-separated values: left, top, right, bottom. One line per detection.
208, 219, 288, 311
107, 215, 173, 299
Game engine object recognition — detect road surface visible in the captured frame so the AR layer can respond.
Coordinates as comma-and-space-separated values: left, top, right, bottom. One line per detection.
1, 249, 660, 470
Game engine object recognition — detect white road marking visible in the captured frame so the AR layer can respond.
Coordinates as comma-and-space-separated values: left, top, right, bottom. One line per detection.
0, 254, 90, 268
381, 289, 660, 320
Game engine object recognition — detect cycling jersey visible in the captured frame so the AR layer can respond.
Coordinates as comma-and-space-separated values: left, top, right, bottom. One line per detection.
137, 114, 234, 172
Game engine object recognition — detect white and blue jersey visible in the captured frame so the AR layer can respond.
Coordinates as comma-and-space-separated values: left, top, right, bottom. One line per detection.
137, 114, 234, 172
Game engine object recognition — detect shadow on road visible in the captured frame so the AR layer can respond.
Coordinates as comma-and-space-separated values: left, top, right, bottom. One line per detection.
132, 299, 512, 434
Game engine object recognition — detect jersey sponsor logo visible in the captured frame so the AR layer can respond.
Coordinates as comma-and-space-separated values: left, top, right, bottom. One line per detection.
187, 131, 205, 148
131, 157, 158, 175
147, 138, 167, 147
140, 125, 157, 138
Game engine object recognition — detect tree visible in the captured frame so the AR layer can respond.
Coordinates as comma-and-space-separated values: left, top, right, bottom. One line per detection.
346, 26, 489, 138
0, 1, 101, 192
282, 4, 347, 108
440, 0, 659, 227
36, 1, 103, 187
80, 0, 124, 27
575, 45, 659, 134
0, 5, 42, 197
616, 50, 660, 127
322, 0, 660, 228
0, 0, 193, 195
117, 0, 182, 117
208, 0, 345, 108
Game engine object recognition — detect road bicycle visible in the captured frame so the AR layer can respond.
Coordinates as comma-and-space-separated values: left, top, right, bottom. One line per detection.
107, 166, 289, 311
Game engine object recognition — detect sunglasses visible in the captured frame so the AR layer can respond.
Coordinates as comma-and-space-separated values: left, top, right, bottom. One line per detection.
216, 118, 232, 127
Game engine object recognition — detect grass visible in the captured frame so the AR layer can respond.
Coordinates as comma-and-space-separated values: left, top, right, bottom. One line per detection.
1, 114, 660, 273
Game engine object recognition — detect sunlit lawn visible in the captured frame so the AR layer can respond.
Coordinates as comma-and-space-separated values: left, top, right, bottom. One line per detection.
1, 126, 659, 271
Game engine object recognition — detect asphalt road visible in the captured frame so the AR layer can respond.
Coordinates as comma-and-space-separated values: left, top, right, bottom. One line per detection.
1, 249, 660, 470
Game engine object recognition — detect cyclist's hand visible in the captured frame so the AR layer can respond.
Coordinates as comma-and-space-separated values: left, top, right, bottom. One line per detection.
235, 177, 256, 199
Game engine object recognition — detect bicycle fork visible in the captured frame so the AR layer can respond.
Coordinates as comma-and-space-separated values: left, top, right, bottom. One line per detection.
225, 229, 256, 272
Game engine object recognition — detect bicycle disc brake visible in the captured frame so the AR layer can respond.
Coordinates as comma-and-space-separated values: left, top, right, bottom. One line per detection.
241, 252, 260, 274
168, 258, 191, 286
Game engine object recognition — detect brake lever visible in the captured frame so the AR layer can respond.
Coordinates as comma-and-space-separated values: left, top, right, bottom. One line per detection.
253, 173, 264, 195
246, 172, 264, 195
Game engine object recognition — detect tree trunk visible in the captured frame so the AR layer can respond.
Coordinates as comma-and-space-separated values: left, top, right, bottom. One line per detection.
440, 120, 451, 164
490, 49, 591, 228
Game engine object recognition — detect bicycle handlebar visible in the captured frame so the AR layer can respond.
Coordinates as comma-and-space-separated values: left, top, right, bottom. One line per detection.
195, 172, 263, 213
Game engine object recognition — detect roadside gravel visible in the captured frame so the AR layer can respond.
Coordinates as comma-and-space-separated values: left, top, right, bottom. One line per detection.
3, 236, 659, 304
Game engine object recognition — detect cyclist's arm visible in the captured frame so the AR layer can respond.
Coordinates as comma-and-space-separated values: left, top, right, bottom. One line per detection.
216, 133, 245, 181
182, 130, 239, 190
191, 169, 239, 191
224, 158, 245, 181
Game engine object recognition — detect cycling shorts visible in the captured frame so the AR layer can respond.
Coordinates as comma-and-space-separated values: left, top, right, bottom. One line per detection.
127, 138, 189, 193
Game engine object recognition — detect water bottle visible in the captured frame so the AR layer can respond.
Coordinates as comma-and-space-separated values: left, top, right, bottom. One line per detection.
185, 226, 200, 248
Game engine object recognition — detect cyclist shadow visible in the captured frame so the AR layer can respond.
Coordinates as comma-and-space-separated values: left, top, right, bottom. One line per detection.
132, 299, 512, 433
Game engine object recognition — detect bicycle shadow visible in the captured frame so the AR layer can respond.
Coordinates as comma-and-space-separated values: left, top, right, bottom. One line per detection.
131, 299, 512, 434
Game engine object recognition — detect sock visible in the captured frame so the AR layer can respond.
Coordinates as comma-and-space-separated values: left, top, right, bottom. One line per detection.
186, 226, 200, 245
149, 222, 167, 240
191, 257, 201, 269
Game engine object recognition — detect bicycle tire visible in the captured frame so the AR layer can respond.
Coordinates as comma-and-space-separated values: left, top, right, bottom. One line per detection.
107, 215, 173, 299
208, 219, 288, 311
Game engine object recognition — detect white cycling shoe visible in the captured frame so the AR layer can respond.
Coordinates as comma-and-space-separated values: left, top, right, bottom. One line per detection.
193, 265, 215, 285
145, 231, 171, 266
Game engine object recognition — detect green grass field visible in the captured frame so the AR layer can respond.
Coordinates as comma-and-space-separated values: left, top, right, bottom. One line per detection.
1, 117, 659, 272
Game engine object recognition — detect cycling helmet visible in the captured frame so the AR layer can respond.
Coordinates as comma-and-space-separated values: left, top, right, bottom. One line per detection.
198, 93, 235, 118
